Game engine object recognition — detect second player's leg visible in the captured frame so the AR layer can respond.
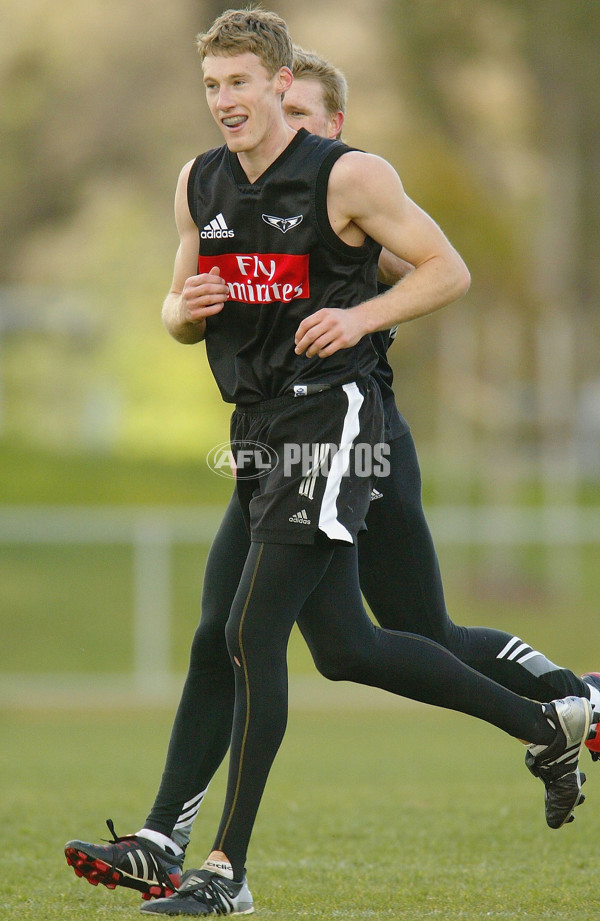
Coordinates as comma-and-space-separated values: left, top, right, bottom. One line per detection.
143, 493, 250, 848
359, 431, 587, 702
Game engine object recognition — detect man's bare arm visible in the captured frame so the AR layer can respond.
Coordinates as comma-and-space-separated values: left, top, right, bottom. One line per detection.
162, 160, 228, 344
295, 152, 470, 358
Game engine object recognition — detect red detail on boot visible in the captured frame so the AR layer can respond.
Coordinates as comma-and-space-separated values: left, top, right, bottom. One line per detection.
583, 673, 600, 751
586, 721, 600, 752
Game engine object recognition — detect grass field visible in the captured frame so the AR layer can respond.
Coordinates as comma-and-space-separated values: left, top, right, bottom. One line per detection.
3, 700, 600, 920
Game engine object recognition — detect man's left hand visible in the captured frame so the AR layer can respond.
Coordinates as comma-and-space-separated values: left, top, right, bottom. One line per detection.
294, 308, 365, 358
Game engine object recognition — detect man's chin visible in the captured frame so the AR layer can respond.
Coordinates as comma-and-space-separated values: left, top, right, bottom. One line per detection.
224, 136, 251, 154
218, 127, 244, 147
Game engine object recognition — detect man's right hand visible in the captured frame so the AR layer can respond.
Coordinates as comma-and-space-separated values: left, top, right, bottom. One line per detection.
181, 266, 229, 323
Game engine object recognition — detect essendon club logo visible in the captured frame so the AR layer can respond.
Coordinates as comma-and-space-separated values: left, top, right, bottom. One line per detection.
198, 253, 309, 304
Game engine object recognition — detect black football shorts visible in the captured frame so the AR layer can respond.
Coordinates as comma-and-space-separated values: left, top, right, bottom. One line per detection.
231, 377, 386, 545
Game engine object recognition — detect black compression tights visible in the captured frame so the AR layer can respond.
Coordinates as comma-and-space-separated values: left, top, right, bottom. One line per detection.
144, 432, 586, 854
213, 539, 553, 879
354, 431, 584, 701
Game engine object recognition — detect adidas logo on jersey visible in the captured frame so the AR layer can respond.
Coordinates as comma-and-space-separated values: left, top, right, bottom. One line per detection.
370, 488, 384, 501
201, 212, 235, 239
289, 509, 311, 525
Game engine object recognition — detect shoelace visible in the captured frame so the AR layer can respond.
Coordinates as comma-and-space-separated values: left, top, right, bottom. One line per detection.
101, 818, 142, 851
101, 818, 178, 887
180, 872, 236, 914
105, 818, 121, 843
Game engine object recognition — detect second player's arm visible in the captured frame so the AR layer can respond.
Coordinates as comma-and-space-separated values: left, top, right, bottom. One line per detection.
377, 249, 413, 287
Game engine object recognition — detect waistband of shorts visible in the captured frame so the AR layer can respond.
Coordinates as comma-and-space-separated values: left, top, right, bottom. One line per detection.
234, 378, 369, 415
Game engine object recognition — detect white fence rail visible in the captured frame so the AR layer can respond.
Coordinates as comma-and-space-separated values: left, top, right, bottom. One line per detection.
1, 504, 599, 704
0, 506, 224, 701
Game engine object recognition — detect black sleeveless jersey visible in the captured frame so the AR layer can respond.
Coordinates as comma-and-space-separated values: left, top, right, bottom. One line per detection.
187, 128, 381, 404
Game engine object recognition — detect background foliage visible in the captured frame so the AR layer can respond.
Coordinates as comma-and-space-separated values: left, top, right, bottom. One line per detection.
2, 0, 600, 465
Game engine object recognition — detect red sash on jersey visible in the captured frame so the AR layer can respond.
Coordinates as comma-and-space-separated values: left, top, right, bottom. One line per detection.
198, 253, 309, 304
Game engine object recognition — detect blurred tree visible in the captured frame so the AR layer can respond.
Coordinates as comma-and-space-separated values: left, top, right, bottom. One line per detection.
1, 0, 599, 464
382, 0, 600, 460
386, 0, 600, 324
511, 0, 600, 343
0, 0, 210, 279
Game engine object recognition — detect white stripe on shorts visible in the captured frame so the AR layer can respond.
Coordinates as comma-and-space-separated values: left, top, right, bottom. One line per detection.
318, 382, 364, 543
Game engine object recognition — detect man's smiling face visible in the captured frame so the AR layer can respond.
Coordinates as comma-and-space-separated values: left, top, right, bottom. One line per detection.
203, 52, 291, 154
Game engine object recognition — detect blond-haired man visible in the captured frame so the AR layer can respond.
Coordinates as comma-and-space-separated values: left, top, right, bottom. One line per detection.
66, 11, 596, 916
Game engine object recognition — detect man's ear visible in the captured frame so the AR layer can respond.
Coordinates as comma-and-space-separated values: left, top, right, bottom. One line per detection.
331, 110, 344, 140
276, 66, 294, 95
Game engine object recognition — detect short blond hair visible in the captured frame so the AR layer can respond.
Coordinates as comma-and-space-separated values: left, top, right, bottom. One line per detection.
292, 45, 347, 116
197, 7, 293, 77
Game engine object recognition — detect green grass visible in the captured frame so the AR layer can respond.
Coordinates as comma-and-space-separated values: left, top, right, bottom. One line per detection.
0, 439, 234, 506
3, 439, 600, 916
0, 543, 214, 675
2, 704, 600, 920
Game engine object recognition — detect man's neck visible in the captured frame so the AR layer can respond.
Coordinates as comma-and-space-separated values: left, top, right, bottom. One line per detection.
236, 124, 297, 184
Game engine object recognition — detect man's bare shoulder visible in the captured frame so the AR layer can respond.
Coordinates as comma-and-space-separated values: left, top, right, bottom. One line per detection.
174, 159, 201, 231
328, 150, 405, 222
177, 158, 197, 185
330, 149, 398, 185
329, 150, 402, 201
